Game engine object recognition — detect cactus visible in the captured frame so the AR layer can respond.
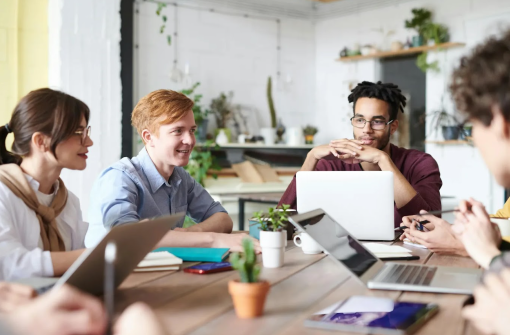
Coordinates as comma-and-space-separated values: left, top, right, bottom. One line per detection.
267, 76, 277, 128
229, 238, 260, 283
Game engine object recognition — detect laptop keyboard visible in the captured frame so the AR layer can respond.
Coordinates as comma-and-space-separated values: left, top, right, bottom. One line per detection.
379, 264, 437, 286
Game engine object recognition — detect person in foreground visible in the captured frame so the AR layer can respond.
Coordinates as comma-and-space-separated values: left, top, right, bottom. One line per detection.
409, 29, 510, 335
0, 283, 168, 335
86, 89, 259, 252
0, 88, 93, 280
278, 81, 442, 227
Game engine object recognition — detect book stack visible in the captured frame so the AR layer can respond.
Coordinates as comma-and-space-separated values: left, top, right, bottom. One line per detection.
135, 251, 183, 272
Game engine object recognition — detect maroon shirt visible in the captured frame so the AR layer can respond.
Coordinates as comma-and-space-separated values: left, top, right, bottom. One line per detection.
278, 144, 442, 227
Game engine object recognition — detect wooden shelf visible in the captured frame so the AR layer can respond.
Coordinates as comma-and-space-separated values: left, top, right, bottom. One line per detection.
197, 143, 314, 150
425, 140, 471, 145
337, 42, 465, 62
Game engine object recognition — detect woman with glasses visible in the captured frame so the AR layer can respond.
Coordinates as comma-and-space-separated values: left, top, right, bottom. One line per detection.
0, 88, 93, 280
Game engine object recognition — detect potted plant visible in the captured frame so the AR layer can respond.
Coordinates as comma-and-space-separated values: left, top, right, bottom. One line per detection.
428, 109, 461, 140
252, 204, 291, 268
303, 125, 318, 144
405, 8, 432, 47
210, 92, 234, 142
228, 238, 270, 319
180, 82, 210, 142
261, 76, 277, 145
182, 140, 221, 228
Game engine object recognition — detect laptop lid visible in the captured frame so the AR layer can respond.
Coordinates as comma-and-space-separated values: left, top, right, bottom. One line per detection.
296, 171, 394, 240
288, 209, 385, 286
53, 213, 183, 295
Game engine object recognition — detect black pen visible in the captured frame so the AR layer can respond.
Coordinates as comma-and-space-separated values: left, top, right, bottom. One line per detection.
394, 220, 430, 231
104, 242, 117, 335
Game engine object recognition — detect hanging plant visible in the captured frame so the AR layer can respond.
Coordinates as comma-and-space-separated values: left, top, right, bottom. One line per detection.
416, 53, 439, 73
156, 2, 172, 46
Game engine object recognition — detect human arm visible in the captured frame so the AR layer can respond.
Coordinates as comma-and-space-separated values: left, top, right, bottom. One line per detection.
462, 269, 510, 335
4, 284, 106, 335
179, 172, 232, 233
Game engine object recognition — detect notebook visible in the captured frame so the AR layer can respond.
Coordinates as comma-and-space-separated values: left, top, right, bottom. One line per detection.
135, 251, 183, 272
153, 247, 230, 262
363, 243, 415, 258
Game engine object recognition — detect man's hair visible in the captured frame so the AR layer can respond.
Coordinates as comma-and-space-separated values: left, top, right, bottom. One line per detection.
450, 30, 510, 126
131, 89, 194, 137
348, 81, 407, 121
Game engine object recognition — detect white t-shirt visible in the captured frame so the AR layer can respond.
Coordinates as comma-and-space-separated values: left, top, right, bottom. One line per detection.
0, 175, 88, 280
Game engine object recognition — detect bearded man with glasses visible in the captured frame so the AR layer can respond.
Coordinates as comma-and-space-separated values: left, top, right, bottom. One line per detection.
279, 81, 442, 228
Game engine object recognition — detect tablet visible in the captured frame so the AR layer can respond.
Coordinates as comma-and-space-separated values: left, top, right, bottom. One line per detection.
305, 296, 438, 335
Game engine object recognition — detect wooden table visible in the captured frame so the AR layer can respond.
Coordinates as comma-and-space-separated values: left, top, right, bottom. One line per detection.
116, 241, 481, 335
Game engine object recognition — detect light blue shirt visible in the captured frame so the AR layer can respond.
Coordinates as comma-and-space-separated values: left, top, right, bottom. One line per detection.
85, 148, 226, 246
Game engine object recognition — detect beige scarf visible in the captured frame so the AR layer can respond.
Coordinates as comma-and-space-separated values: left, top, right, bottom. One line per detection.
0, 164, 68, 251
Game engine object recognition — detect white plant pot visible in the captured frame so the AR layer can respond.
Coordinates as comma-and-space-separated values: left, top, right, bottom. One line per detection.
260, 128, 276, 145
260, 231, 285, 268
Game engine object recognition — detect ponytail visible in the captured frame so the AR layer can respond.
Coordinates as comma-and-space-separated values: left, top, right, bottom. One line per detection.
0, 124, 21, 165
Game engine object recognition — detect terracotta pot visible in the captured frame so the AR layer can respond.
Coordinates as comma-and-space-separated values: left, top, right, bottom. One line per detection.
304, 134, 314, 144
228, 280, 270, 318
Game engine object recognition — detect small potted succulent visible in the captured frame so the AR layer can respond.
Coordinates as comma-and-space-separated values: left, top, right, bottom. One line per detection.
252, 204, 291, 268
228, 238, 270, 319
303, 125, 318, 144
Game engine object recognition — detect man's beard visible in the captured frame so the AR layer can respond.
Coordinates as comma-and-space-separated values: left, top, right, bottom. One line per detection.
354, 128, 391, 150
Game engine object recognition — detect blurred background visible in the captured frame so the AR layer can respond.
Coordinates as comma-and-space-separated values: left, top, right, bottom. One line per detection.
1, 0, 509, 228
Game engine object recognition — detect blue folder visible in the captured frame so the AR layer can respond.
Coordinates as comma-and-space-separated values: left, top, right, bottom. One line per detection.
153, 247, 230, 262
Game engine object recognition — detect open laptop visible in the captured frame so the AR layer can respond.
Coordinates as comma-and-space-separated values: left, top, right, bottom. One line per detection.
288, 209, 482, 294
296, 171, 394, 241
16, 214, 183, 295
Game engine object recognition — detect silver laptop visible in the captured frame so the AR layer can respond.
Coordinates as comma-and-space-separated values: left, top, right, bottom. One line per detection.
296, 171, 394, 241
289, 209, 482, 294
16, 214, 183, 295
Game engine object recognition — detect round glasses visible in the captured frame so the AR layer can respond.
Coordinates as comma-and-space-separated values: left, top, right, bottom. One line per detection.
74, 125, 91, 144
350, 117, 394, 130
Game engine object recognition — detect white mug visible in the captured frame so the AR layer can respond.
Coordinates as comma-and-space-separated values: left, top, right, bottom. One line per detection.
293, 233, 322, 254
492, 218, 510, 242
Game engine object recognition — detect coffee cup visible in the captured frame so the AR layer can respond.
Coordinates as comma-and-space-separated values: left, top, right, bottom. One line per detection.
491, 218, 510, 242
293, 232, 322, 254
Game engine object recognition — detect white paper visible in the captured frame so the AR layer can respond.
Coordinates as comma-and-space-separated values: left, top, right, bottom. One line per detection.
403, 239, 428, 249
314, 296, 395, 315
363, 243, 412, 254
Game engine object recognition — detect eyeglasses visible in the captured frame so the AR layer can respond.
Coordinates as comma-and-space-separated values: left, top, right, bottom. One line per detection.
350, 117, 394, 130
74, 125, 91, 144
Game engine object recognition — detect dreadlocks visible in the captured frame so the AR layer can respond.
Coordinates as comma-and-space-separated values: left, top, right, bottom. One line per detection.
348, 81, 407, 121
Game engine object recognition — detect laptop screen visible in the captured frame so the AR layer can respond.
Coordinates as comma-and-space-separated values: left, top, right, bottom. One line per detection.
295, 212, 378, 277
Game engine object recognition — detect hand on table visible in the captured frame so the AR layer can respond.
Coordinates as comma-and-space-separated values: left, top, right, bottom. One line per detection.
399, 211, 467, 255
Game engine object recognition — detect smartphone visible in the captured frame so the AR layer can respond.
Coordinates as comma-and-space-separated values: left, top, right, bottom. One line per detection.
183, 262, 233, 274
305, 296, 438, 335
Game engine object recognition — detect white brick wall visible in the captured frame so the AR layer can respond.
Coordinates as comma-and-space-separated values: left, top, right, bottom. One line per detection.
314, 0, 510, 212
48, 0, 122, 221
135, 2, 316, 134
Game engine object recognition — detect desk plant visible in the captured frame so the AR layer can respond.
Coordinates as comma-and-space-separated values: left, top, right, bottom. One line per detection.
228, 238, 270, 318
252, 204, 291, 268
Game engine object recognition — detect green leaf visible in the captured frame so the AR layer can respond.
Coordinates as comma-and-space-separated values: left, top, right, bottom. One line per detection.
162, 15, 167, 22
167, 35, 172, 45
160, 25, 165, 34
